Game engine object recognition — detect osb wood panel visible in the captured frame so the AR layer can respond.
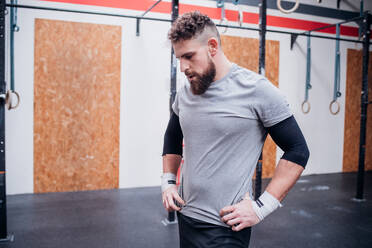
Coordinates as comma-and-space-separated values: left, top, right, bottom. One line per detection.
343, 49, 372, 172
34, 19, 121, 193
221, 35, 279, 178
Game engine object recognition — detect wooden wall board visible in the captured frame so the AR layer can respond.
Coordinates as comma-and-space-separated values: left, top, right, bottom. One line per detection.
343, 49, 372, 172
221, 35, 280, 178
34, 19, 121, 193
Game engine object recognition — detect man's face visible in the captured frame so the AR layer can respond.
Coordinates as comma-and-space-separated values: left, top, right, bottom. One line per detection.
173, 39, 216, 95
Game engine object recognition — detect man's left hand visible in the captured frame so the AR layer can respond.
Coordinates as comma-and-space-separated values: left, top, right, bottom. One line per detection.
220, 197, 260, 231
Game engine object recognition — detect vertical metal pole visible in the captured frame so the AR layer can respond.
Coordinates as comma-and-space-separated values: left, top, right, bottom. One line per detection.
359, 0, 364, 39
9, 0, 14, 91
136, 18, 140, 37
168, 0, 179, 223
258, 0, 266, 76
255, 0, 266, 200
254, 158, 262, 200
356, 12, 370, 200
0, 0, 7, 240
169, 0, 178, 113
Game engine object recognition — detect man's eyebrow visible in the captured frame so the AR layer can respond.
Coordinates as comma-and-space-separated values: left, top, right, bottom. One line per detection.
176, 52, 195, 59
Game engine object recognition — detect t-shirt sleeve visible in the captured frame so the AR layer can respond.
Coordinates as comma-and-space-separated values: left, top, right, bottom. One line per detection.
254, 78, 293, 128
172, 91, 180, 116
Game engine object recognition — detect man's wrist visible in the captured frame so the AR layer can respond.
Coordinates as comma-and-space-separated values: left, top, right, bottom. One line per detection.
161, 172, 177, 192
247, 191, 282, 221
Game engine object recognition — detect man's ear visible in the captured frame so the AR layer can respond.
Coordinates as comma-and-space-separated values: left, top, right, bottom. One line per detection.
207, 37, 219, 57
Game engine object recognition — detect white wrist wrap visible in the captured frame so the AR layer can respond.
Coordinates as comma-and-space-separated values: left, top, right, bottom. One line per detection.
161, 173, 177, 192
250, 191, 282, 221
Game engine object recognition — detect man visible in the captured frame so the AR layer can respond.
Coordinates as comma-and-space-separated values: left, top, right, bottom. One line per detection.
161, 11, 309, 248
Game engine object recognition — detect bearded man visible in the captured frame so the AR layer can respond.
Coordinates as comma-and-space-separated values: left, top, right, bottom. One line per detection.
161, 11, 310, 248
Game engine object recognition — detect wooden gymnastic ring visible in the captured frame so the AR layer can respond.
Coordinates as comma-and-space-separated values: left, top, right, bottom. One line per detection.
301, 101, 310, 114
329, 100, 340, 115
4, 90, 20, 110
277, 0, 300, 14
10, 90, 20, 110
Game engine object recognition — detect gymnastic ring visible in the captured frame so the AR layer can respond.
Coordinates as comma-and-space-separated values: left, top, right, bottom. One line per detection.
277, 0, 300, 14
5, 90, 20, 110
10, 90, 20, 110
329, 100, 340, 115
301, 101, 310, 114
219, 17, 228, 34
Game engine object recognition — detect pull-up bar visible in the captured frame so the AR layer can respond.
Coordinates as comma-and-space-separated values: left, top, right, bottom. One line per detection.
306, 15, 363, 33
6, 3, 366, 45
6, 3, 171, 23
290, 15, 365, 49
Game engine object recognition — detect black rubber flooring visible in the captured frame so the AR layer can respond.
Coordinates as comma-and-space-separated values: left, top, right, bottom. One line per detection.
0, 172, 371, 248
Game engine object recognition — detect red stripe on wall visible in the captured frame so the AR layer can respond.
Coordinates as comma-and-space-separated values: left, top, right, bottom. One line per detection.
180, 4, 220, 19
267, 15, 359, 36
40, 0, 173, 13
243, 13, 260, 25
41, 0, 147, 11
41, 0, 360, 37
341, 25, 359, 37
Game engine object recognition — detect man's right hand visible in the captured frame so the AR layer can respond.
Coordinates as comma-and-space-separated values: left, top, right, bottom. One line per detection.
162, 185, 185, 211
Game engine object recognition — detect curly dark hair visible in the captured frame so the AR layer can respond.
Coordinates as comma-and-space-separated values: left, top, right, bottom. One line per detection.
168, 11, 220, 44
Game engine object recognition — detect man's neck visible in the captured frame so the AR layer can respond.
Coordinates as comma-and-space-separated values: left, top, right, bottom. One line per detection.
213, 55, 232, 82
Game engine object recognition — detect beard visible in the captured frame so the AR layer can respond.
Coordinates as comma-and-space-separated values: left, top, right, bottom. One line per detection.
185, 59, 216, 95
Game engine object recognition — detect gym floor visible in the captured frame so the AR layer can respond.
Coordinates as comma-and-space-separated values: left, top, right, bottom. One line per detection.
1, 172, 371, 248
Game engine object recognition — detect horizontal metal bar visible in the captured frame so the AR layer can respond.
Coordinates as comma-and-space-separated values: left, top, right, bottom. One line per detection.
221, 0, 361, 21
6, 4, 365, 44
216, 23, 364, 43
269, 28, 364, 43
6, 4, 172, 23
303, 15, 364, 33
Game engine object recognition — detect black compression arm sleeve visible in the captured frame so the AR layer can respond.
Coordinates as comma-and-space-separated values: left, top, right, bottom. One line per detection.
266, 116, 310, 168
162, 113, 183, 156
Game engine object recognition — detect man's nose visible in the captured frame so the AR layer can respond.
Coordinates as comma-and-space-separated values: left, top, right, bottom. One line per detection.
180, 59, 189, 73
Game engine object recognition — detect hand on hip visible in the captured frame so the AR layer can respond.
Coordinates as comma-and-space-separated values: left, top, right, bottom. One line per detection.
220, 196, 260, 231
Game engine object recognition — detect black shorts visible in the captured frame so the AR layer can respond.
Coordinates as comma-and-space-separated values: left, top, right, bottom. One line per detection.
177, 212, 252, 248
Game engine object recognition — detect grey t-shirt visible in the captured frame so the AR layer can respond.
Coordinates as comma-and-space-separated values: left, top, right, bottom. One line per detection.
172, 63, 292, 227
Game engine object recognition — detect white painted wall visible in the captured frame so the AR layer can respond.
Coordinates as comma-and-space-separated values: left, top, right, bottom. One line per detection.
5, 0, 173, 194
4, 0, 370, 194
